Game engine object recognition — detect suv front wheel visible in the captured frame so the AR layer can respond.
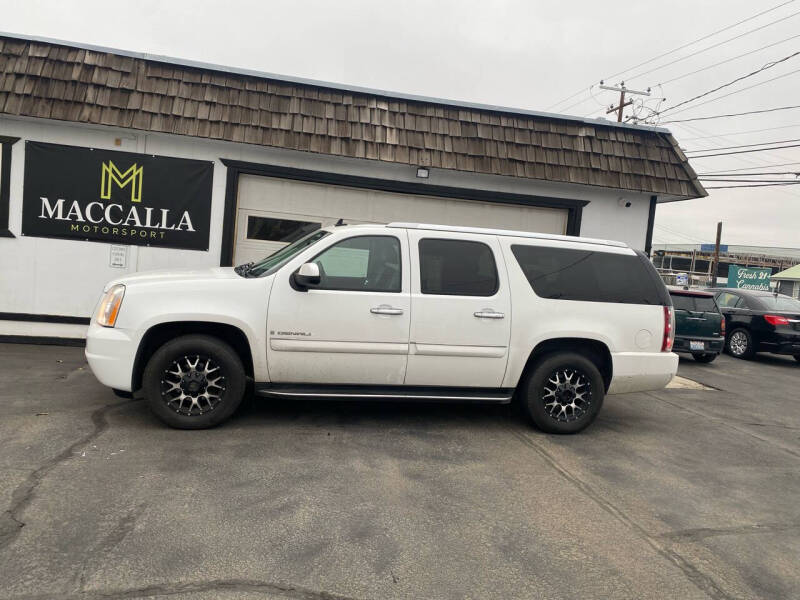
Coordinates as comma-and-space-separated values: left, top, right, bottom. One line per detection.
142, 334, 246, 429
521, 352, 605, 434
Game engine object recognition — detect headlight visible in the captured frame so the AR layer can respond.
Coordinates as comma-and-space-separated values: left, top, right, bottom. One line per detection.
96, 284, 125, 327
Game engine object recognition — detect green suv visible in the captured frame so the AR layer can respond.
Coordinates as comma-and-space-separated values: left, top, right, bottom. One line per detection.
668, 288, 725, 363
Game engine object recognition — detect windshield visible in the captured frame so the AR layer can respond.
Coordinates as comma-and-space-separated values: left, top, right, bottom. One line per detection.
755, 294, 800, 312
237, 230, 330, 277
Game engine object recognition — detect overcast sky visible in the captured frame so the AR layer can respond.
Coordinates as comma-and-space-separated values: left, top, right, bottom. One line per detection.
2, 0, 799, 248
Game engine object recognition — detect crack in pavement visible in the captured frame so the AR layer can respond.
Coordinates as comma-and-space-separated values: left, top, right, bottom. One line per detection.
646, 392, 800, 460
6, 578, 366, 600
658, 522, 800, 543
0, 399, 139, 552
509, 428, 734, 600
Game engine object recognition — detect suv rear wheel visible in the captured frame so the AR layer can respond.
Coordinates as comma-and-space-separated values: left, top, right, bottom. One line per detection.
520, 352, 604, 434
142, 334, 246, 429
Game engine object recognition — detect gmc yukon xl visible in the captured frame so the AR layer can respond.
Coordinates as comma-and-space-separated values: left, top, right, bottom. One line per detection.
86, 222, 677, 434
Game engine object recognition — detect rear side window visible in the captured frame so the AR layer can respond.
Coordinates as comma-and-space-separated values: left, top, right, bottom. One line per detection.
716, 292, 742, 308
511, 244, 667, 305
671, 294, 695, 312
694, 296, 718, 312
670, 294, 718, 312
419, 238, 498, 296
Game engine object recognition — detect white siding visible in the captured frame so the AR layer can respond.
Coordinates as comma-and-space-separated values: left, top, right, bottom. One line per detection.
0, 114, 656, 337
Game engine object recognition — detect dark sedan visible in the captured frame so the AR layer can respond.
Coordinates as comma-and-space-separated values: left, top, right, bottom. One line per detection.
706, 288, 800, 361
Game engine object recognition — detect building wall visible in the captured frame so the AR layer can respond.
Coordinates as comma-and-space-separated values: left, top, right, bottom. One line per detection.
0, 114, 656, 337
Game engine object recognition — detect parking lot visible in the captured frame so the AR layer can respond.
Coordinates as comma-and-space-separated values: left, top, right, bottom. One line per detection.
0, 343, 798, 600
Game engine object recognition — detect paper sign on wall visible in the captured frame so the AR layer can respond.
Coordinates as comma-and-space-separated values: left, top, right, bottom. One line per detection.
109, 245, 128, 268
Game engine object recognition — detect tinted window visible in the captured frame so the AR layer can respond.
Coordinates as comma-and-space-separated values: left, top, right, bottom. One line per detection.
511, 245, 666, 305
312, 236, 401, 292
670, 294, 695, 312
419, 239, 498, 296
716, 292, 742, 308
247, 215, 320, 243
670, 294, 718, 312
694, 296, 718, 312
753, 294, 800, 312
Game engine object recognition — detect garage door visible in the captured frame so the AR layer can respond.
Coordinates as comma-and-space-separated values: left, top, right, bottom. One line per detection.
233, 174, 569, 265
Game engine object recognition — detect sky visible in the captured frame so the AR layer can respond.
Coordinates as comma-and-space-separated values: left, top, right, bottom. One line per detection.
2, 0, 799, 248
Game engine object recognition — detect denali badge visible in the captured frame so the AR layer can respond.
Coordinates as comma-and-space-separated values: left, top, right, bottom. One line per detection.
271, 330, 312, 337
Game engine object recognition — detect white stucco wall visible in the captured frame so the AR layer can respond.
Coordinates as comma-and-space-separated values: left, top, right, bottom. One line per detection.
0, 114, 658, 337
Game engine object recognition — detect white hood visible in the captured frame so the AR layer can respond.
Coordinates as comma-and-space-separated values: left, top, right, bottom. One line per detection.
105, 266, 241, 290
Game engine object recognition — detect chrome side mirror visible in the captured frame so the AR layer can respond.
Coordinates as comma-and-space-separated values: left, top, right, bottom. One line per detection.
293, 262, 321, 290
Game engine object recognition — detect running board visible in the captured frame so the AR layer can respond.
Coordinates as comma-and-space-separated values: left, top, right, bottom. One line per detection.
255, 384, 514, 404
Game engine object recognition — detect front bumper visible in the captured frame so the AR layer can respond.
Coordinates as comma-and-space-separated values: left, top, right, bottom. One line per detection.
85, 321, 138, 391
673, 336, 724, 354
607, 351, 679, 395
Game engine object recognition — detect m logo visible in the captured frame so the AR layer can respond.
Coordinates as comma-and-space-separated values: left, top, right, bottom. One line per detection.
100, 161, 143, 203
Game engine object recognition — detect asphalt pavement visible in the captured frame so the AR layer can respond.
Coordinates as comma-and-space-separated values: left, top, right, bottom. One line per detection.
0, 343, 798, 600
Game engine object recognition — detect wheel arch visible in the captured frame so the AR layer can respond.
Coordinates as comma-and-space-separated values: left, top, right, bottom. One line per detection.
131, 321, 255, 392
518, 337, 613, 392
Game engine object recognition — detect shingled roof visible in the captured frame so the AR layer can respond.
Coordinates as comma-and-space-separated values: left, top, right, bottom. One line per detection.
0, 34, 706, 199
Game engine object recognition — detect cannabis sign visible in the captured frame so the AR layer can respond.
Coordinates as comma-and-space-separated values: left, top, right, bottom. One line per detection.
21, 141, 213, 250
727, 264, 772, 291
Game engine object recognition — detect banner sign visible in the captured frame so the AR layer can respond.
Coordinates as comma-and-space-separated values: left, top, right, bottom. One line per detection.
727, 264, 772, 291
701, 243, 728, 253
22, 141, 213, 250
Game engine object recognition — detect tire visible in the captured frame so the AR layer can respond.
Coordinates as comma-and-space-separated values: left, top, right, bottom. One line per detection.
692, 352, 718, 363
142, 334, 246, 429
520, 352, 604, 434
726, 328, 755, 359
794, 355, 800, 363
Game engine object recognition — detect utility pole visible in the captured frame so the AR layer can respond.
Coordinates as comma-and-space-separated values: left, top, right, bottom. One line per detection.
600, 81, 651, 122
711, 221, 723, 288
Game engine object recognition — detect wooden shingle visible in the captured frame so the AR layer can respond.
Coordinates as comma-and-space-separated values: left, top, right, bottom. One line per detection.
0, 35, 704, 198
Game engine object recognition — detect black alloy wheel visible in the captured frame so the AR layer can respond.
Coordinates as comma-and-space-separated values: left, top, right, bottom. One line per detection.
142, 334, 245, 429
521, 352, 604, 434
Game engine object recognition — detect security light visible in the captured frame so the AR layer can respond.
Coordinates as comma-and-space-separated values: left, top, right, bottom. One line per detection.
416, 167, 430, 179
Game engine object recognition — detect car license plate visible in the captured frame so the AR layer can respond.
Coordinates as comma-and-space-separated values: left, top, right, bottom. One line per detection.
690, 341, 704, 351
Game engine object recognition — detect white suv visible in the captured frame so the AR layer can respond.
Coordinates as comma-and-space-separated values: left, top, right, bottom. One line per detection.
86, 223, 677, 434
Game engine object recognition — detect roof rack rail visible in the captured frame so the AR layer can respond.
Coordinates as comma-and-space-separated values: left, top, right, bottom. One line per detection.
386, 223, 628, 248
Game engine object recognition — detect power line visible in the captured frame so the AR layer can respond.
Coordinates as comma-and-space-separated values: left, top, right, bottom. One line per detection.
626, 7, 800, 82
658, 32, 800, 86
685, 137, 800, 153
663, 66, 800, 117
698, 171, 800, 176
689, 143, 800, 158
703, 182, 800, 188
542, 0, 797, 111
659, 51, 800, 115
661, 105, 800, 123
607, 0, 797, 83
680, 124, 800, 140
698, 178, 798, 182
675, 122, 800, 172
699, 161, 800, 173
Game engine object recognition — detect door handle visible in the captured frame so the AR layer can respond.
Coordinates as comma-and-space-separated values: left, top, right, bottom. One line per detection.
474, 309, 505, 319
371, 305, 404, 315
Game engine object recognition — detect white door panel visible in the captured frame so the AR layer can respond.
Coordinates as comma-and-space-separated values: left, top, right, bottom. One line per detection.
266, 230, 411, 385
405, 231, 512, 387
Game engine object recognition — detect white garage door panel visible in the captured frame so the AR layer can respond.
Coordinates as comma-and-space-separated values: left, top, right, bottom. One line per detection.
234, 174, 568, 265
